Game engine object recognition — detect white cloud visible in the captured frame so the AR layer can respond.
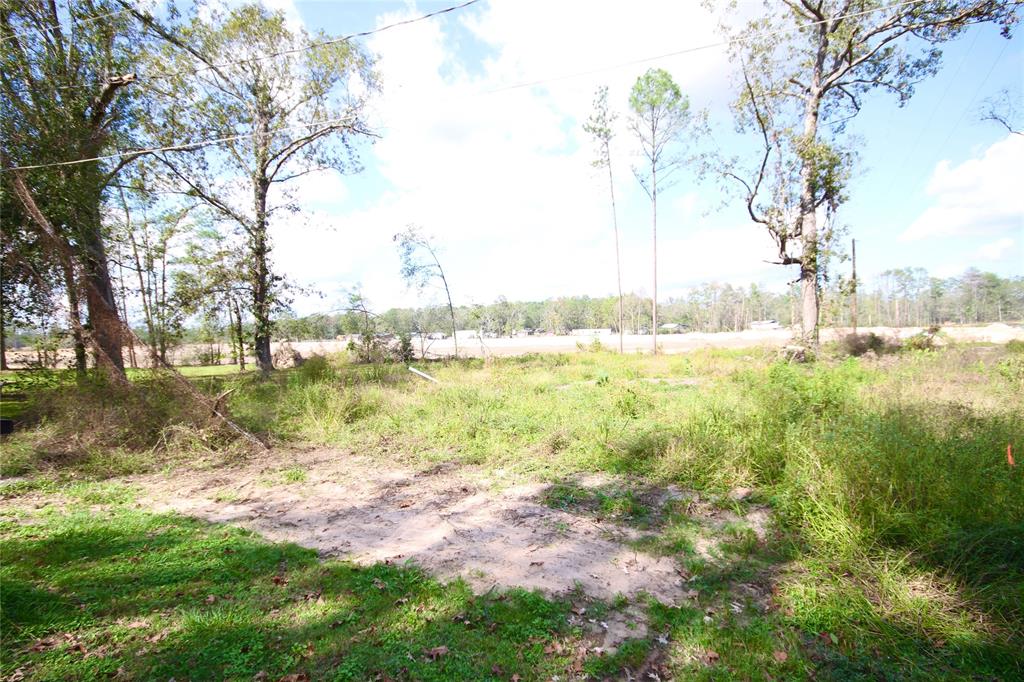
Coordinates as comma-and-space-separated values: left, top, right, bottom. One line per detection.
901, 134, 1024, 241
975, 237, 1016, 261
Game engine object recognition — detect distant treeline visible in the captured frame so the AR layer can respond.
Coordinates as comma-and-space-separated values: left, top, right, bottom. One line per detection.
271, 267, 1023, 341
5, 267, 1019, 358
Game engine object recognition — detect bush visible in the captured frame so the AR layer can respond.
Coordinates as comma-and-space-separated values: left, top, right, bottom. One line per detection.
840, 332, 896, 357
293, 355, 335, 384
11, 372, 249, 476
903, 325, 941, 351
394, 333, 415, 363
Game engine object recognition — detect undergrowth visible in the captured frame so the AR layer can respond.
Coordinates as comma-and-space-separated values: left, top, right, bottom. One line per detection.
3, 345, 1022, 678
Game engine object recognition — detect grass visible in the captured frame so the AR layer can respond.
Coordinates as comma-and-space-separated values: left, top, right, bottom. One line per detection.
2, 344, 1022, 679
0, 502, 589, 681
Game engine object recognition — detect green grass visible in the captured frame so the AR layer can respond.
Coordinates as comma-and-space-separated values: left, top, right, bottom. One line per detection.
3, 345, 1022, 679
0, 505, 589, 681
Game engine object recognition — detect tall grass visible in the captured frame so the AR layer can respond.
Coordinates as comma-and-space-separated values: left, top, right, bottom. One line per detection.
7, 345, 1021, 674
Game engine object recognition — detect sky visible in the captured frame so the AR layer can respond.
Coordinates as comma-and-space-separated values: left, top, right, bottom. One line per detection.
249, 0, 1022, 315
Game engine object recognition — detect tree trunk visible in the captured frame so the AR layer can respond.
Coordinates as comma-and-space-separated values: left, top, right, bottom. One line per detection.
252, 177, 274, 373
606, 152, 624, 353
651, 165, 658, 354
59, 259, 88, 374
0, 283, 7, 372
850, 238, 858, 334
233, 297, 246, 371
81, 251, 125, 373
797, 86, 823, 346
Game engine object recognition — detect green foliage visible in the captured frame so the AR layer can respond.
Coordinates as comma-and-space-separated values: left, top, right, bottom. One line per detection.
0, 508, 581, 681
5, 348, 1022, 679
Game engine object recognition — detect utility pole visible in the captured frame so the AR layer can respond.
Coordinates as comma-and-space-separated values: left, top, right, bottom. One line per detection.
850, 238, 858, 334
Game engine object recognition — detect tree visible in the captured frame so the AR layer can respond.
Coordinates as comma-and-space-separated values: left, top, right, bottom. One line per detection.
133, 2, 378, 372
394, 226, 459, 357
0, 211, 61, 370
629, 68, 692, 354
583, 86, 625, 352
981, 88, 1022, 135
0, 0, 150, 376
716, 0, 1019, 345
113, 193, 191, 365
172, 225, 252, 369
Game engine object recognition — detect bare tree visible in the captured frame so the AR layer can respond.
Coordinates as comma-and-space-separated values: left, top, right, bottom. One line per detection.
981, 88, 1022, 135
394, 226, 459, 358
584, 86, 625, 351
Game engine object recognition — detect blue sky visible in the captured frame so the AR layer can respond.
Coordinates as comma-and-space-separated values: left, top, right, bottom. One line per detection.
254, 0, 1023, 314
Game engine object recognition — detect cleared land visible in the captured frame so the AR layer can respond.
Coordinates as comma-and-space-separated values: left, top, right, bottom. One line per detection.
1, 343, 1022, 680
4, 323, 1022, 369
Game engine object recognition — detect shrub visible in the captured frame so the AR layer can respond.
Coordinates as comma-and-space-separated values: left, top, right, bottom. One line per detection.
903, 325, 941, 351
840, 332, 896, 357
12, 372, 249, 476
393, 333, 415, 363
293, 355, 335, 384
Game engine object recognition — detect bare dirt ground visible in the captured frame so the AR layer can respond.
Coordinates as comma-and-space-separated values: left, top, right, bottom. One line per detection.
7, 323, 1020, 368
125, 448, 771, 644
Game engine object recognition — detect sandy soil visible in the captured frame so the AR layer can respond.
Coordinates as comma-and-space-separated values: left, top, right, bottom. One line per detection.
6, 323, 1020, 368
127, 448, 770, 640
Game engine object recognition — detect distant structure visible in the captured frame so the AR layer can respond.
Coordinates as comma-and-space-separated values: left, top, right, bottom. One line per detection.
750, 320, 782, 330
570, 328, 614, 336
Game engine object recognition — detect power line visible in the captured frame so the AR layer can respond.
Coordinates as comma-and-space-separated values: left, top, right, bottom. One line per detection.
481, 0, 928, 94
6, 0, 934, 172
933, 39, 1012, 153
147, 0, 480, 84
41, 0, 481, 92
1, 115, 360, 172
885, 28, 982, 187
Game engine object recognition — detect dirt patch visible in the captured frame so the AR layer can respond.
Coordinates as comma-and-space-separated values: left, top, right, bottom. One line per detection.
134, 450, 691, 610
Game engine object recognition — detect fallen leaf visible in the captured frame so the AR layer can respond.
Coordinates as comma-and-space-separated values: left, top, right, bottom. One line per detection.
253, 672, 269, 681
271, 575, 288, 586
705, 650, 720, 664
529, 561, 544, 567
372, 578, 387, 590
773, 650, 788, 663
511, 675, 522, 682
684, 589, 699, 599
205, 594, 218, 604
277, 674, 309, 682
124, 620, 149, 629
425, 645, 449, 660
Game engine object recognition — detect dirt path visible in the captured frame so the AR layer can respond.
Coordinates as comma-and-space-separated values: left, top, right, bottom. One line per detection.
133, 449, 769, 614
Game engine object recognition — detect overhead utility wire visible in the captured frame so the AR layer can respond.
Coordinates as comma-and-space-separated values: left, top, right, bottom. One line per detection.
2, 115, 359, 172
44, 0, 481, 93
129, 0, 481, 85
482, 0, 928, 94
5, 0, 933, 172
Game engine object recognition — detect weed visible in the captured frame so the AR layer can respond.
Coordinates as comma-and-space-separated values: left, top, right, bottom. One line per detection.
280, 467, 307, 484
